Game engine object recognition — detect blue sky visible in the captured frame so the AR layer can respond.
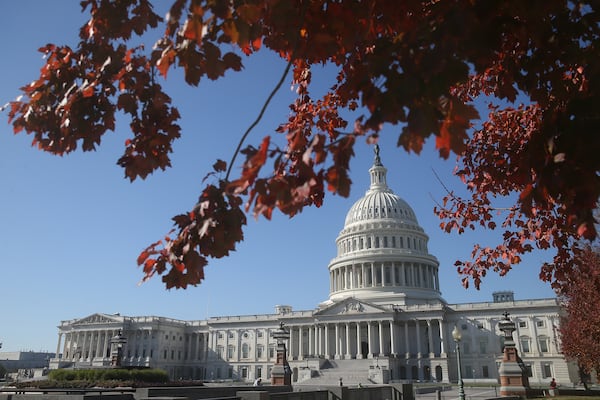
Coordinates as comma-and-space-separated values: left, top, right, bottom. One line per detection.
0, 2, 556, 353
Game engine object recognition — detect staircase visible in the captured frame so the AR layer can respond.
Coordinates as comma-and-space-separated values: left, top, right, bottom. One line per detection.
295, 359, 375, 386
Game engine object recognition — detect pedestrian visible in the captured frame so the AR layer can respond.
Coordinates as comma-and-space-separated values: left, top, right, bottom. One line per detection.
549, 378, 557, 397
253, 377, 262, 386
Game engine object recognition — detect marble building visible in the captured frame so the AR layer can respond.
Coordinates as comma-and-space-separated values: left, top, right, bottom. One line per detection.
50, 149, 576, 385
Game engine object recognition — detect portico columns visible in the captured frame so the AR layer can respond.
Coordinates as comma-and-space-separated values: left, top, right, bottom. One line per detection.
289, 327, 294, 359
298, 326, 304, 359
56, 333, 62, 359
325, 324, 330, 359
416, 321, 422, 358
427, 320, 434, 356
404, 322, 410, 357
335, 324, 341, 359
439, 319, 446, 355
378, 321, 384, 355
356, 322, 363, 359
367, 322, 373, 358
345, 323, 351, 359
390, 321, 397, 356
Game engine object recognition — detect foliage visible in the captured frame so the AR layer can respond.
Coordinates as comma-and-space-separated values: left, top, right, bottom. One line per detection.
5, 0, 600, 290
47, 368, 168, 383
559, 245, 600, 381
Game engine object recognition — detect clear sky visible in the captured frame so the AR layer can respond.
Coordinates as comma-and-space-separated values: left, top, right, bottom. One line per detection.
0, 2, 556, 353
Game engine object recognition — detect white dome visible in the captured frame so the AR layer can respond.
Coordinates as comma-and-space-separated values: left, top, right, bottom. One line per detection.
323, 146, 443, 307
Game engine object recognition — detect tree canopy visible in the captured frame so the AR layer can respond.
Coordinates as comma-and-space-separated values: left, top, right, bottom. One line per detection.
5, 0, 600, 290
559, 245, 600, 382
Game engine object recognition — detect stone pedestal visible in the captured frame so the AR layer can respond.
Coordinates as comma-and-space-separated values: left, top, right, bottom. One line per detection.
271, 323, 292, 386
498, 314, 530, 397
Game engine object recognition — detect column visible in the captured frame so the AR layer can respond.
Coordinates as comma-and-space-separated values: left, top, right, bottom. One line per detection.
316, 325, 321, 356
309, 325, 314, 357
439, 319, 446, 355
102, 330, 109, 359
361, 264, 366, 288
404, 322, 410, 357
253, 330, 258, 361
371, 262, 376, 287
81, 331, 88, 360
367, 322, 373, 358
288, 326, 294, 360
378, 321, 384, 355
299, 326, 304, 359
416, 321, 422, 357
390, 321, 397, 356
356, 323, 362, 359
55, 333, 63, 359
325, 324, 330, 359
335, 323, 340, 359
427, 320, 434, 356
345, 323, 351, 359
95, 331, 102, 359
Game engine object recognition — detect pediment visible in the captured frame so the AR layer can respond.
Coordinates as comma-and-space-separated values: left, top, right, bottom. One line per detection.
315, 297, 388, 317
73, 313, 122, 325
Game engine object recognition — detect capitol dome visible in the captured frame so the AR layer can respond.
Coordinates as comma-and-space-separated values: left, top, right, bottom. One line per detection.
324, 146, 443, 306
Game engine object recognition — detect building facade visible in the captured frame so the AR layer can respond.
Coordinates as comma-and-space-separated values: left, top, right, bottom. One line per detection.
50, 149, 576, 385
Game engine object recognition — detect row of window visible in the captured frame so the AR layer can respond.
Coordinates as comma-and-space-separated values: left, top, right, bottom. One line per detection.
217, 330, 264, 339
338, 234, 426, 254
216, 344, 276, 360
459, 317, 549, 332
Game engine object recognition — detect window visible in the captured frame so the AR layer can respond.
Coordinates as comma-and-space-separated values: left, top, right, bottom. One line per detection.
463, 341, 471, 354
524, 363, 533, 377
479, 339, 488, 354
228, 345, 235, 359
257, 330, 263, 338
241, 367, 248, 379
536, 320, 545, 328
229, 331, 235, 339
163, 349, 167, 359
520, 337, 531, 353
257, 367, 262, 378
217, 345, 224, 359
269, 346, 276, 358
538, 337, 549, 353
218, 332, 224, 339
464, 365, 473, 379
519, 321, 527, 328
171, 350, 175, 360
542, 363, 553, 379
482, 365, 489, 378
242, 343, 250, 358
257, 345, 264, 359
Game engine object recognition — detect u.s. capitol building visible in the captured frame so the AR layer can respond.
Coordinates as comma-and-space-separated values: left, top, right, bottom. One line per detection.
50, 149, 575, 386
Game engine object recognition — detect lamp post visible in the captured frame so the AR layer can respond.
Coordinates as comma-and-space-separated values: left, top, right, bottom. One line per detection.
452, 325, 465, 400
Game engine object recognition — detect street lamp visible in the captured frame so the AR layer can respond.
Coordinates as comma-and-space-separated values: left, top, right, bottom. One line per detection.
452, 325, 465, 400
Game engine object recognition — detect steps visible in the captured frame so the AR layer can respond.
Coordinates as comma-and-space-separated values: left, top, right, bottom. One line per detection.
295, 359, 375, 386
